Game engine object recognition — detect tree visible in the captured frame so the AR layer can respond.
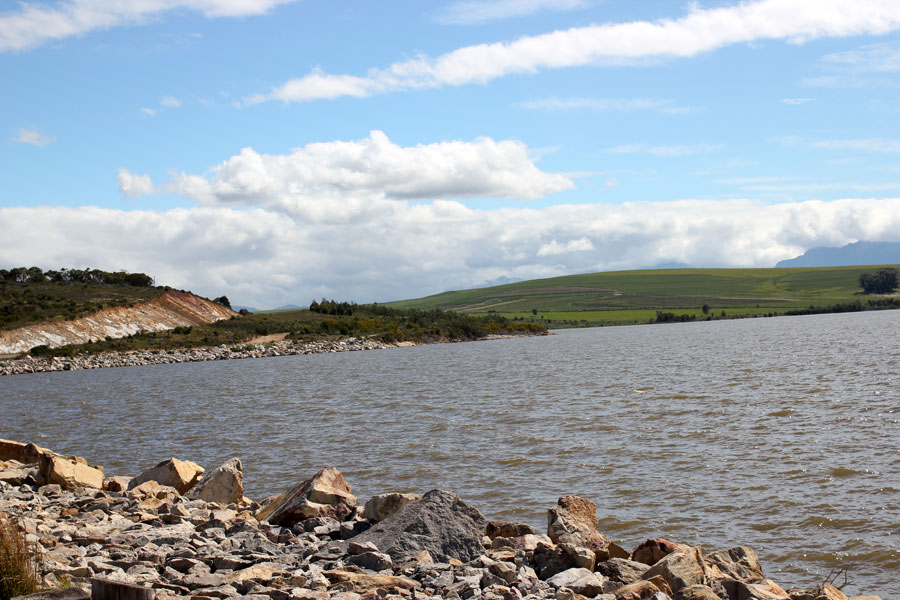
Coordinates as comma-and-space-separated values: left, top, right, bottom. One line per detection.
859, 268, 898, 294
702, 304, 710, 315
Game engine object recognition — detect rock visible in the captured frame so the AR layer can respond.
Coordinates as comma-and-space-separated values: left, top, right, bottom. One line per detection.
10, 590, 90, 600
642, 548, 708, 594
533, 541, 574, 580
723, 579, 790, 600
704, 547, 763, 582
349, 489, 486, 563
598, 558, 651, 585
0, 465, 36, 486
674, 584, 723, 600
127, 458, 204, 495
0, 439, 45, 464
632, 539, 691, 566
547, 496, 612, 563
128, 480, 179, 500
188, 458, 243, 505
103, 476, 132, 492
547, 567, 607, 596
257, 467, 357, 527
611, 580, 667, 600
485, 520, 537, 539
322, 569, 418, 593
363, 492, 421, 523
347, 551, 393, 571
40, 455, 104, 490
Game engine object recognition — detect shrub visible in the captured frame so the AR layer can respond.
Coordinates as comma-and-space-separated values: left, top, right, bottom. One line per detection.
0, 516, 42, 600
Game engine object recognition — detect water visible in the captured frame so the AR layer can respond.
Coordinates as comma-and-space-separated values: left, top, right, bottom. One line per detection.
2, 310, 899, 596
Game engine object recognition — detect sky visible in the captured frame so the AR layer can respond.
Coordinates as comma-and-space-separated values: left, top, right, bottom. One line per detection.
2, 0, 900, 308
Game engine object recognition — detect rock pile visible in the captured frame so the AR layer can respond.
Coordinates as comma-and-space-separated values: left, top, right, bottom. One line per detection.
0, 441, 880, 600
0, 338, 391, 377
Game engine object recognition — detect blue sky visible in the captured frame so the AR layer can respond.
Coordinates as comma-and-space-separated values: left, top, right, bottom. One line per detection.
2, 0, 900, 307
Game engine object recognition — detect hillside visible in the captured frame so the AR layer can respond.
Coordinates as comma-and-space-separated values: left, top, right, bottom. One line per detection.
387, 265, 900, 327
0, 289, 237, 355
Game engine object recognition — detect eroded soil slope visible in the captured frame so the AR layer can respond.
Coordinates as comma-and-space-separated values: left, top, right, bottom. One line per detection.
0, 290, 236, 355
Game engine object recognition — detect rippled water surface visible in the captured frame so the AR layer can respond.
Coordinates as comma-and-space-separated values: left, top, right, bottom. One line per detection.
2, 311, 899, 596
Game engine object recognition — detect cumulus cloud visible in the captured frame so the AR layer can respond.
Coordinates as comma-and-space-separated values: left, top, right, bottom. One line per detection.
0, 0, 296, 52
158, 130, 574, 211
435, 0, 589, 25
117, 168, 156, 199
13, 127, 55, 147
3, 198, 899, 308
247, 0, 900, 104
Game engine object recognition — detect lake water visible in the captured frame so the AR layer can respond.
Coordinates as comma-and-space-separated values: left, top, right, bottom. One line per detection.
2, 310, 898, 596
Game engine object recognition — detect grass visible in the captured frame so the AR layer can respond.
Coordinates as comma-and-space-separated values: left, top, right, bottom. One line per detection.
0, 516, 42, 600
387, 265, 900, 326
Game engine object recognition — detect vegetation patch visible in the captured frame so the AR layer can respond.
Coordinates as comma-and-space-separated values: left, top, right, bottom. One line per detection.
0, 515, 42, 600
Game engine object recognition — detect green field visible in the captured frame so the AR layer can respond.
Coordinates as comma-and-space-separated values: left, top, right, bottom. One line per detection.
387, 265, 900, 327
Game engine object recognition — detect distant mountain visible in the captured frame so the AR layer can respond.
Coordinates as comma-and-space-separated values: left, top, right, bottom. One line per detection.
232, 305, 259, 313
271, 304, 301, 311
776, 241, 900, 267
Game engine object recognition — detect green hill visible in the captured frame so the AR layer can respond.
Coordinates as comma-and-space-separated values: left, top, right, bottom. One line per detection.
387, 265, 900, 327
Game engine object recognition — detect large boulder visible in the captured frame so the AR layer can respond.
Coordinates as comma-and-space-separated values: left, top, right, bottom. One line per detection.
187, 458, 243, 505
349, 489, 487, 563
704, 546, 764, 582
257, 467, 358, 526
632, 539, 691, 566
597, 558, 651, 586
127, 457, 204, 495
642, 548, 709, 594
39, 455, 103, 490
363, 492, 420, 523
548, 495, 613, 564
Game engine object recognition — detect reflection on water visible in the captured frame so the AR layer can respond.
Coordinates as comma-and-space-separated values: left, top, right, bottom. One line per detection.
2, 310, 899, 596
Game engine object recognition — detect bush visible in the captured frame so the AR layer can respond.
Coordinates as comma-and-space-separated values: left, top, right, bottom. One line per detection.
859, 268, 898, 294
0, 516, 42, 600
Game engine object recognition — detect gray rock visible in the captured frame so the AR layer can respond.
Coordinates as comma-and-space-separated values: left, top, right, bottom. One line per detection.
348, 551, 393, 571
348, 489, 487, 563
547, 567, 607, 597
597, 558, 650, 585
363, 493, 421, 523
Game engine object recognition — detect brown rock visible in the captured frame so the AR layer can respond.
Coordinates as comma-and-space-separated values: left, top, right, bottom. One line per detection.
257, 467, 357, 527
642, 547, 708, 593
705, 547, 764, 582
40, 455, 103, 490
127, 458, 204, 494
723, 578, 790, 600
611, 580, 665, 600
485, 520, 538, 539
103, 476, 131, 492
675, 584, 724, 600
632, 538, 691, 566
362, 492, 420, 523
547, 495, 612, 563
323, 569, 417, 593
188, 458, 243, 505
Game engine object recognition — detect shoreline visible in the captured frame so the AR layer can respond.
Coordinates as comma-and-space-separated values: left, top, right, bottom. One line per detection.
0, 333, 546, 377
0, 440, 878, 600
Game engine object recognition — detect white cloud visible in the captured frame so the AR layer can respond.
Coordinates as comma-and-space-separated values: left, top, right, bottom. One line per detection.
3, 198, 900, 307
782, 97, 812, 104
160, 96, 181, 108
157, 130, 574, 211
247, 0, 900, 104
12, 127, 55, 147
0, 0, 296, 52
435, 0, 589, 25
822, 41, 900, 72
604, 176, 619, 188
140, 107, 157, 117
517, 97, 697, 114
117, 168, 156, 199
537, 237, 595, 256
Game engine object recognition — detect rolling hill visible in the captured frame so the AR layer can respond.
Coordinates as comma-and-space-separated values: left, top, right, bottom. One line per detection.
387, 265, 900, 327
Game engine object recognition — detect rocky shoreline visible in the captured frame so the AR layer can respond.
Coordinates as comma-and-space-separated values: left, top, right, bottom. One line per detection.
0, 338, 403, 377
0, 440, 878, 600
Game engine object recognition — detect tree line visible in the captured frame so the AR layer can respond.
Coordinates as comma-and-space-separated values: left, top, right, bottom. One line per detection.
0, 267, 154, 287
